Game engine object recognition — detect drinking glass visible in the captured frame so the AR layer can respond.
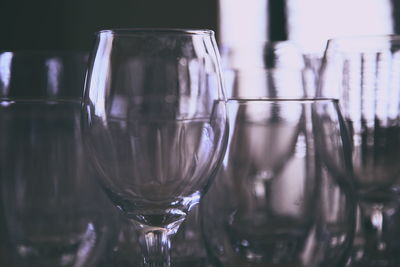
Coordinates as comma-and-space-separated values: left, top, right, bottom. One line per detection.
82, 29, 228, 266
201, 99, 355, 267
0, 51, 116, 266
318, 35, 400, 266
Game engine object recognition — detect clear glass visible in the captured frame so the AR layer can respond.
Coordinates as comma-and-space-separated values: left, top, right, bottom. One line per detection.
100, 206, 211, 266
0, 51, 116, 266
201, 99, 355, 267
318, 35, 400, 266
82, 28, 228, 266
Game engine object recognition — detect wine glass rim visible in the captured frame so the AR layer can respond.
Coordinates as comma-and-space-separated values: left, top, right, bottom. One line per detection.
97, 28, 214, 36
0, 50, 88, 57
327, 34, 400, 48
227, 97, 338, 103
0, 98, 81, 104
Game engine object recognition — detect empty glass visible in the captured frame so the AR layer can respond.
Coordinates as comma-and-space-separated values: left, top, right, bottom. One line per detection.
0, 51, 116, 266
82, 29, 228, 266
319, 35, 400, 266
201, 99, 355, 267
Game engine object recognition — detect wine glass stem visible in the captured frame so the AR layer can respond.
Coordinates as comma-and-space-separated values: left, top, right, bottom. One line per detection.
140, 228, 171, 267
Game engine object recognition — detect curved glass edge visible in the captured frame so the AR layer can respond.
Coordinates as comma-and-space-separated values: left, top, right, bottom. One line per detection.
97, 28, 214, 37
326, 34, 400, 52
227, 97, 338, 103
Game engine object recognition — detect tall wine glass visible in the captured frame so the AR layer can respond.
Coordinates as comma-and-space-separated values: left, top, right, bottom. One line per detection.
82, 29, 228, 266
319, 35, 400, 266
201, 99, 355, 267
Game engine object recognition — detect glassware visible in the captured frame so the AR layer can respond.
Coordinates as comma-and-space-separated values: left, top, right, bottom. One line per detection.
201, 99, 355, 267
0, 51, 116, 266
318, 35, 400, 266
101, 206, 212, 267
82, 28, 228, 266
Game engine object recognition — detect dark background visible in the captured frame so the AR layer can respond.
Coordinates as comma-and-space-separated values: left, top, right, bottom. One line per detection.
0, 0, 290, 51
0, 0, 219, 51
0, 0, 398, 51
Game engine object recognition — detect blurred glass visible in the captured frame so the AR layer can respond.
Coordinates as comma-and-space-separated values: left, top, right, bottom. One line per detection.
222, 41, 316, 99
0, 51, 117, 267
0, 51, 87, 99
318, 35, 400, 266
202, 99, 355, 267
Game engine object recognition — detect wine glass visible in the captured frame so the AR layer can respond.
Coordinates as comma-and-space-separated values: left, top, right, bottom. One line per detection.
201, 99, 355, 267
318, 35, 400, 266
0, 51, 116, 266
82, 28, 228, 266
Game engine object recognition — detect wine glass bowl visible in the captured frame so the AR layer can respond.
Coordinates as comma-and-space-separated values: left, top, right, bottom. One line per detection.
319, 35, 400, 266
201, 99, 355, 267
82, 28, 228, 265
88, 112, 226, 230
1, 101, 93, 266
0, 51, 115, 267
